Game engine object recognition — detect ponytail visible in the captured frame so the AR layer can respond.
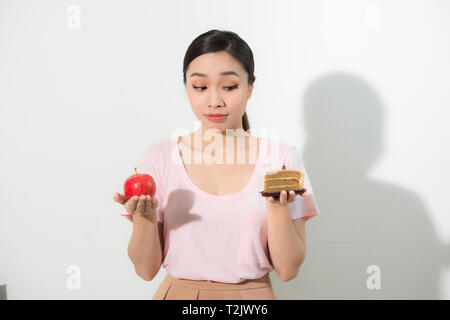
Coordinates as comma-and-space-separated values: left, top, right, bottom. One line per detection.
242, 112, 250, 131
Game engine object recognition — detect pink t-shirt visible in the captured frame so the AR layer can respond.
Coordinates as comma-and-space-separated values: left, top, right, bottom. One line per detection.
121, 136, 320, 283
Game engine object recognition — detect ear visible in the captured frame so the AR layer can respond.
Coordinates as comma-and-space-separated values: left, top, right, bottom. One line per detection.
247, 75, 256, 99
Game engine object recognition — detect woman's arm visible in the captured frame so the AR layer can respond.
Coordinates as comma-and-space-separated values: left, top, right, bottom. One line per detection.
127, 215, 163, 281
266, 190, 306, 282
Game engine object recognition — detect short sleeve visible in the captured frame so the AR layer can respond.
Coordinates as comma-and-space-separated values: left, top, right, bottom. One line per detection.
120, 147, 164, 224
284, 147, 320, 222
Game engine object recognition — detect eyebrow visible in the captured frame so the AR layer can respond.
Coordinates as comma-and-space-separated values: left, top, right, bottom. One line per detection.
189, 71, 240, 78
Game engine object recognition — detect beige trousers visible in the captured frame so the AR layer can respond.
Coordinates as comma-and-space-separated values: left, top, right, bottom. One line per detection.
152, 272, 277, 300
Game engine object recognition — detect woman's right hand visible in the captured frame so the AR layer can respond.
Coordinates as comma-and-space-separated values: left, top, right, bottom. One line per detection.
113, 192, 159, 220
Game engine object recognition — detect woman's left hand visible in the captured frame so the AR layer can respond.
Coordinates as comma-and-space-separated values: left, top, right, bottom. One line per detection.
266, 190, 307, 206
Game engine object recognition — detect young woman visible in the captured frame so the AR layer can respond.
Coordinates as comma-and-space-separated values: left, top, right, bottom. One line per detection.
113, 29, 320, 300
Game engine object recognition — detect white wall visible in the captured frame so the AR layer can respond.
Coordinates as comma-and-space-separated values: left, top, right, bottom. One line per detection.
1, 0, 449, 299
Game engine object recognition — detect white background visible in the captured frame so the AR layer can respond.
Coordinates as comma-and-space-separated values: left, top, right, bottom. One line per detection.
0, 0, 449, 299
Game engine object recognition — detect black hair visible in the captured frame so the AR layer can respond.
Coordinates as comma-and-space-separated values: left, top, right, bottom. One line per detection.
183, 29, 255, 131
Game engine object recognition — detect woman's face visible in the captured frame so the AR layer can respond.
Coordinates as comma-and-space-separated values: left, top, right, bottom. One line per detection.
185, 51, 254, 134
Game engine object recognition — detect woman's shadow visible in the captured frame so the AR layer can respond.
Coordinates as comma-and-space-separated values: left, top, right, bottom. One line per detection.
272, 72, 450, 299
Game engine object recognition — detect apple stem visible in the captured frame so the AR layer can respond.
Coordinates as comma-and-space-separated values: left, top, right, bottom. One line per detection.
134, 167, 138, 175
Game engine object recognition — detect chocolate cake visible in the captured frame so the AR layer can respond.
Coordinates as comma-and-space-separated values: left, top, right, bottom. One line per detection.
260, 165, 306, 199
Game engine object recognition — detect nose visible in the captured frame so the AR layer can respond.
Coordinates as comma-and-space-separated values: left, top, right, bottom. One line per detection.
208, 86, 225, 108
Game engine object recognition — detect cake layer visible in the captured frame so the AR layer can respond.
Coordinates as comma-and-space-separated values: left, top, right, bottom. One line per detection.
264, 181, 304, 191
264, 177, 304, 187
264, 186, 302, 192
264, 183, 301, 190
264, 170, 303, 179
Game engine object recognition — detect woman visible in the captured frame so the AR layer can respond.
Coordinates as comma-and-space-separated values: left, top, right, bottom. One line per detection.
114, 29, 320, 300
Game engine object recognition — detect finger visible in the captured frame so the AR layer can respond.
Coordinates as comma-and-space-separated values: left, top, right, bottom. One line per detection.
145, 195, 152, 213
151, 197, 159, 209
288, 190, 296, 202
117, 192, 128, 205
113, 192, 124, 204
136, 195, 146, 215
286, 191, 292, 202
280, 190, 287, 204
124, 195, 138, 215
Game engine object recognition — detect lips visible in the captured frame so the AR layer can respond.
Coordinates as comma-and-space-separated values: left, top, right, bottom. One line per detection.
205, 114, 228, 122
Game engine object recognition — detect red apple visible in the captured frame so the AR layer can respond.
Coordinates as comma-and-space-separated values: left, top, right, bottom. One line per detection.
123, 167, 156, 200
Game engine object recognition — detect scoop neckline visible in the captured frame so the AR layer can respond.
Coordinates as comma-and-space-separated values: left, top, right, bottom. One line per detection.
172, 135, 263, 201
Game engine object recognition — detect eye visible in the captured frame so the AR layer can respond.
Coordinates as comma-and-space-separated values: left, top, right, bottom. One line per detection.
225, 85, 239, 91
193, 86, 207, 91
192, 85, 239, 92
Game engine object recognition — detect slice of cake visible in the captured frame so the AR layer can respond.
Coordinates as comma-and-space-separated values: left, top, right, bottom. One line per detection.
260, 165, 306, 199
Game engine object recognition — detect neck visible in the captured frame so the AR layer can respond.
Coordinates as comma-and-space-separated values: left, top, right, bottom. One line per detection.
190, 122, 251, 152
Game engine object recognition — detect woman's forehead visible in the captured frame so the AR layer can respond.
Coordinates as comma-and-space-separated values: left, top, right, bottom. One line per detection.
188, 52, 244, 75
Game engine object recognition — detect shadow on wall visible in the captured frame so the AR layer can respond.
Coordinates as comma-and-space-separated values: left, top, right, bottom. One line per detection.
0, 284, 6, 300
271, 72, 450, 299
